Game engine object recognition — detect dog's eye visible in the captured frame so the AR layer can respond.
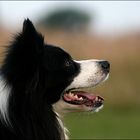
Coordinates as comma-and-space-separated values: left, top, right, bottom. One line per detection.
65, 60, 72, 67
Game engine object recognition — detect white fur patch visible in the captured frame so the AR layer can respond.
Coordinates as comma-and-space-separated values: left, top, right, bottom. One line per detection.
0, 76, 11, 124
92, 105, 104, 112
66, 59, 107, 90
55, 112, 69, 140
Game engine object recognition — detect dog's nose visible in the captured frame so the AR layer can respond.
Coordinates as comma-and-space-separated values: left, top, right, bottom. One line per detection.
99, 61, 110, 72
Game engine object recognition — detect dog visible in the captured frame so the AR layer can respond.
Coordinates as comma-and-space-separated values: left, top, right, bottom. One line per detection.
0, 19, 110, 140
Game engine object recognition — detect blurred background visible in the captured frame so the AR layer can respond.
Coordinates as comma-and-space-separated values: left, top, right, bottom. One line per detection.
0, 1, 140, 139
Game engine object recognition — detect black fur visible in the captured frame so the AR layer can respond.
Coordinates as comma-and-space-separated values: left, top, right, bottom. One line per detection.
0, 19, 80, 140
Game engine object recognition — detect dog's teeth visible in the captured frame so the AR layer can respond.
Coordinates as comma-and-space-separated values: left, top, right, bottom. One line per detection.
79, 97, 83, 100
95, 97, 98, 101
74, 95, 78, 99
69, 92, 73, 96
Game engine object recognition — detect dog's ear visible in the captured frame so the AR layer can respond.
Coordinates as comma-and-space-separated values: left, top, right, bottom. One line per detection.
2, 19, 44, 84
21, 18, 44, 53
22, 18, 37, 36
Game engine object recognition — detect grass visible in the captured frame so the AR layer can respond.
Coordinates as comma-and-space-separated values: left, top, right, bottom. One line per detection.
64, 106, 140, 139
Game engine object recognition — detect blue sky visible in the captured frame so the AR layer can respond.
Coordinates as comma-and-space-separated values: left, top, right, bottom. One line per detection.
1, 1, 140, 34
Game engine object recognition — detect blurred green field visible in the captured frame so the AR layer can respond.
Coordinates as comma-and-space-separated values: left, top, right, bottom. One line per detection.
64, 106, 140, 139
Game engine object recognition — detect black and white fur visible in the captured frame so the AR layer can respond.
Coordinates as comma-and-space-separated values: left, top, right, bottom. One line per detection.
0, 19, 110, 140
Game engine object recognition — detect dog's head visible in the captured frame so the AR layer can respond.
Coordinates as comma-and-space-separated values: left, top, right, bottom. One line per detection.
54, 59, 110, 113
2, 19, 110, 116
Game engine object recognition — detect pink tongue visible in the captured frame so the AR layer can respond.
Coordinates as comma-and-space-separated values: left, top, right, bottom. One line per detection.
71, 91, 97, 100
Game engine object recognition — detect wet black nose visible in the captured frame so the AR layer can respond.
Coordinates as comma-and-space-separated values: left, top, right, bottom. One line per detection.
99, 61, 110, 72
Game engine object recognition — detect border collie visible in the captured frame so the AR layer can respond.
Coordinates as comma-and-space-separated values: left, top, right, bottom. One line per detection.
0, 19, 110, 140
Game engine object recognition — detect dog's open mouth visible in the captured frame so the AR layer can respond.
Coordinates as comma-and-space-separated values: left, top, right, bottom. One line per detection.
62, 90, 104, 108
